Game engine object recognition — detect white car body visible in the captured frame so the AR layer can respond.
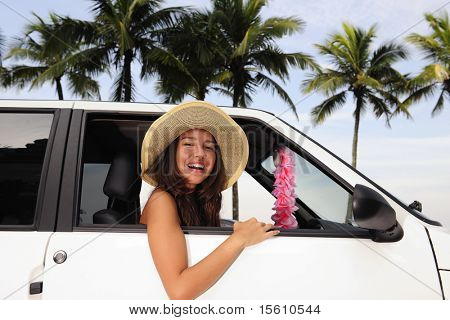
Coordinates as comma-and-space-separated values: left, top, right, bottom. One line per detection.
0, 100, 448, 299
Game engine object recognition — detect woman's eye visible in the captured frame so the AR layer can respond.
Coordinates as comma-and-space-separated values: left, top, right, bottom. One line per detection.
183, 143, 192, 146
205, 146, 215, 150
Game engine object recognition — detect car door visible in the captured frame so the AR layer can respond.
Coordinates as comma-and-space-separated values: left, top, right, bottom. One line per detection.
41, 103, 443, 299
189, 126, 441, 299
0, 102, 71, 299
191, 115, 442, 299
41, 107, 166, 299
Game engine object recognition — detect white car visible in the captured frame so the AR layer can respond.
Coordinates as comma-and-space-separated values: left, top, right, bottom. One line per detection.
0, 100, 448, 300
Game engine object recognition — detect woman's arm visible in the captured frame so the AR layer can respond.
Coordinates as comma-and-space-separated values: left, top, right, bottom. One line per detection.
141, 189, 278, 300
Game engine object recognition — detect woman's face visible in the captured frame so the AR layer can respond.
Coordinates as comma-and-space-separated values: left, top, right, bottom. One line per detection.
176, 129, 217, 189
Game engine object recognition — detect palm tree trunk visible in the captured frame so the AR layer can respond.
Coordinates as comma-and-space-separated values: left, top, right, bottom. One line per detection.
232, 183, 239, 220
232, 88, 239, 108
351, 104, 361, 168
197, 87, 206, 100
346, 99, 362, 223
123, 49, 133, 102
55, 77, 64, 100
231, 80, 241, 220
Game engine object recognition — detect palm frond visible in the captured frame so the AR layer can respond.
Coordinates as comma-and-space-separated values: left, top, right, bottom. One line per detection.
213, 70, 233, 84
255, 72, 298, 120
370, 42, 408, 69
5, 46, 41, 62
209, 86, 233, 98
284, 52, 320, 71
62, 14, 97, 37
244, 0, 267, 20
155, 77, 190, 103
314, 43, 355, 74
401, 83, 436, 108
310, 91, 347, 124
91, 0, 117, 21
144, 46, 193, 79
431, 88, 446, 116
375, 88, 402, 107
233, 26, 253, 58
415, 63, 449, 84
67, 71, 101, 100
261, 16, 304, 37
302, 69, 348, 94
9, 65, 47, 89
406, 12, 449, 65
367, 92, 392, 127
141, 6, 188, 31
356, 75, 383, 90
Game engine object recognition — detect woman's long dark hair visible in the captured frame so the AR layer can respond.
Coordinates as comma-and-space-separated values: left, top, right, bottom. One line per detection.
145, 136, 226, 227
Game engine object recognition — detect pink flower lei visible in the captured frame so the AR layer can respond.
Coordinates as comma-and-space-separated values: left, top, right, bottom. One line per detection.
271, 146, 299, 229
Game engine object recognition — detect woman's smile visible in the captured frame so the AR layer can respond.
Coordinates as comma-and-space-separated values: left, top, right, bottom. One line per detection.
186, 162, 206, 173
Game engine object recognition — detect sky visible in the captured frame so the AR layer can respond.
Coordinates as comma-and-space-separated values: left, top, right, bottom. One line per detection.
0, 0, 449, 227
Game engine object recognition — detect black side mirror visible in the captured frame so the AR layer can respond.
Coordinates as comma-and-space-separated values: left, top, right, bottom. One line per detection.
353, 184, 403, 242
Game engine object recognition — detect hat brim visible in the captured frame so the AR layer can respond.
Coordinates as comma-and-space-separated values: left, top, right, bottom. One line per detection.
141, 101, 249, 191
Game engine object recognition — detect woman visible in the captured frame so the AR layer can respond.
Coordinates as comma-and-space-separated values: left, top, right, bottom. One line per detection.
140, 101, 280, 300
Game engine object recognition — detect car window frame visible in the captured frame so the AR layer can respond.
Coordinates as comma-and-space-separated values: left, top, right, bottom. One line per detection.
57, 109, 370, 239
57, 110, 160, 232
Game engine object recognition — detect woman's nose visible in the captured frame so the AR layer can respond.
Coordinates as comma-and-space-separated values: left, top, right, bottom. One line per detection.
193, 144, 205, 158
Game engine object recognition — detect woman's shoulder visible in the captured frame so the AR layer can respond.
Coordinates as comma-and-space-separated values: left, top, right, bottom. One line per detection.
140, 187, 179, 225
150, 188, 177, 205
144, 186, 175, 204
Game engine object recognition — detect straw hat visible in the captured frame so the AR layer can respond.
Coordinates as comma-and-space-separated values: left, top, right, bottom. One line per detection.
141, 101, 249, 190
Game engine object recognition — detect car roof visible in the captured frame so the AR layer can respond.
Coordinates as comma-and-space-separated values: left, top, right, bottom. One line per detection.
0, 99, 277, 119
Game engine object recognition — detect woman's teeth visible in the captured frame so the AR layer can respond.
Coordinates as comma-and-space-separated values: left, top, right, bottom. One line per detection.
187, 164, 204, 170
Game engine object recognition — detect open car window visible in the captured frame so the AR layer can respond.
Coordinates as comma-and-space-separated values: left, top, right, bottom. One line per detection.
77, 113, 367, 237
78, 114, 280, 228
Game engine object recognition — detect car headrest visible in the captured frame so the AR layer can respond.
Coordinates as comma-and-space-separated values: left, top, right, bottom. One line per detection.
103, 151, 142, 201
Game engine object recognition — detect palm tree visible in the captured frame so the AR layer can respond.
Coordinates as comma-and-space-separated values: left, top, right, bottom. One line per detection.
211, 0, 317, 111
404, 12, 449, 116
147, 10, 228, 102
6, 13, 101, 100
303, 23, 408, 169
59, 0, 185, 102
208, 0, 318, 220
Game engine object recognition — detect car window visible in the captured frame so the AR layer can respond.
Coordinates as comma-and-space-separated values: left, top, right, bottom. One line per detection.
261, 146, 353, 224
0, 112, 54, 225
78, 116, 149, 226
80, 114, 279, 228
78, 114, 355, 230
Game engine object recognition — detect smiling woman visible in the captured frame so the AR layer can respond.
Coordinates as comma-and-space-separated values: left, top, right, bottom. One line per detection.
139, 100, 280, 299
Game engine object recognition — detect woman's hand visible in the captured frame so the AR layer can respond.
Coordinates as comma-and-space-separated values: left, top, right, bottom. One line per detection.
232, 217, 280, 247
